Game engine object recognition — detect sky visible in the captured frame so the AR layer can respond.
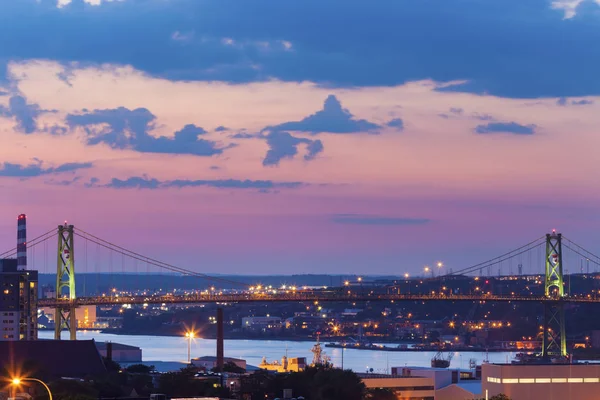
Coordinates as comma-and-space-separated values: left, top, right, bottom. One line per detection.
1, 0, 600, 276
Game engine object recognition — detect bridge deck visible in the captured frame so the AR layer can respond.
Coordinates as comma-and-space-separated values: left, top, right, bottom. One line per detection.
38, 292, 600, 307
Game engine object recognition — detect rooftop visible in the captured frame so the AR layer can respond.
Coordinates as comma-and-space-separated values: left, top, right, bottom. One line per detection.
96, 342, 141, 351
192, 356, 245, 362
0, 339, 106, 378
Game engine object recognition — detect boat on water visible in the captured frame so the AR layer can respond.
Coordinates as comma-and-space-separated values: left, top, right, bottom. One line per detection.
431, 350, 453, 368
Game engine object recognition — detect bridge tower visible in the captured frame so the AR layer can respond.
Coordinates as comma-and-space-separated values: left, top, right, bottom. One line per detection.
55, 223, 76, 340
542, 231, 566, 359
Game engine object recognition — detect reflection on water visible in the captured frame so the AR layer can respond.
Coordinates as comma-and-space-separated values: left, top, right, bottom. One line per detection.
39, 331, 517, 372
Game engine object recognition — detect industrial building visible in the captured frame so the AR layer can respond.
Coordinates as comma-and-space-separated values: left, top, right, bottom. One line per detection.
192, 356, 247, 371
0, 214, 38, 341
96, 341, 143, 362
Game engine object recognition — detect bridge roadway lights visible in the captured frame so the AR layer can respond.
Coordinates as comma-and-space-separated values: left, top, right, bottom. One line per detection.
38, 292, 600, 308
55, 224, 76, 341
45, 229, 572, 353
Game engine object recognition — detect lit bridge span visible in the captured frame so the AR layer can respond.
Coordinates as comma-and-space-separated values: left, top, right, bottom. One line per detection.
5, 222, 600, 359
38, 292, 600, 307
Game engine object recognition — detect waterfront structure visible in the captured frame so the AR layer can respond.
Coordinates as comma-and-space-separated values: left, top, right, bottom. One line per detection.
39, 305, 97, 329
259, 356, 307, 372
482, 363, 600, 400
192, 356, 247, 371
96, 342, 142, 362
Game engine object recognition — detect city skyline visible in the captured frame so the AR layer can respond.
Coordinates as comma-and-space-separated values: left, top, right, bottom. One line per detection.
1, 0, 600, 274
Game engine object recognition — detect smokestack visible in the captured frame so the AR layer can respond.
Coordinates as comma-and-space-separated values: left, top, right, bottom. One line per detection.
106, 341, 113, 361
17, 214, 26, 270
216, 307, 224, 370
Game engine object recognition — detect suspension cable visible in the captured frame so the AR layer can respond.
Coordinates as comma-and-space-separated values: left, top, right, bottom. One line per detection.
74, 231, 249, 287
0, 228, 57, 258
563, 237, 600, 263
563, 243, 600, 268
435, 236, 546, 278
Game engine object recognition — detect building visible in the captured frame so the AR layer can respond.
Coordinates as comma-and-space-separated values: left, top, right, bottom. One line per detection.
192, 356, 247, 371
482, 362, 600, 400
0, 259, 38, 341
259, 356, 307, 372
358, 366, 481, 400
0, 339, 106, 378
39, 305, 97, 329
241, 316, 282, 332
0, 215, 38, 342
361, 374, 435, 399
96, 342, 142, 362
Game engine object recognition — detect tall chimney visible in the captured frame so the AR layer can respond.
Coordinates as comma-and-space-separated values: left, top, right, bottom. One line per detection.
17, 214, 26, 270
216, 307, 224, 370
106, 341, 113, 361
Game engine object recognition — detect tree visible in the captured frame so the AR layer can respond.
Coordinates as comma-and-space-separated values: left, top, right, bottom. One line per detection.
158, 366, 230, 398
212, 361, 245, 373
126, 364, 155, 374
481, 394, 511, 400
267, 366, 365, 400
49, 379, 97, 400
102, 357, 121, 373
364, 388, 396, 400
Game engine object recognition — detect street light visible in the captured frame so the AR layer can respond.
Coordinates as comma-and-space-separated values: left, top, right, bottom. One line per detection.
424, 266, 432, 278
185, 331, 195, 363
11, 377, 53, 400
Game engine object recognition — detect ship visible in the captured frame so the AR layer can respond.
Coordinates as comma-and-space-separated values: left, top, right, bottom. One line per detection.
431, 350, 453, 368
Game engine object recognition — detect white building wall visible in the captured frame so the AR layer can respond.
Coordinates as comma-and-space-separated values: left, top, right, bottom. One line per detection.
482, 363, 600, 400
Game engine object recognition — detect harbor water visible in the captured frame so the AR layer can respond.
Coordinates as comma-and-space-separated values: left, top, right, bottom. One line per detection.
39, 331, 518, 372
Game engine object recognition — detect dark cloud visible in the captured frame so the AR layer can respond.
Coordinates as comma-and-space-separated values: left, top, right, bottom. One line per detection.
84, 177, 100, 188
44, 125, 68, 135
66, 107, 229, 156
473, 113, 494, 121
332, 214, 430, 226
230, 132, 256, 139
263, 131, 323, 166
557, 97, 594, 106
215, 126, 228, 132
2, 0, 600, 97
475, 122, 536, 135
101, 176, 305, 191
449, 107, 464, 115
0, 90, 8, 96
0, 161, 92, 177
386, 118, 404, 129
0, 95, 45, 133
268, 95, 380, 134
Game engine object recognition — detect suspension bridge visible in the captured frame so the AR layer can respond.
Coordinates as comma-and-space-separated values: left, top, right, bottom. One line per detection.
4, 223, 600, 360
